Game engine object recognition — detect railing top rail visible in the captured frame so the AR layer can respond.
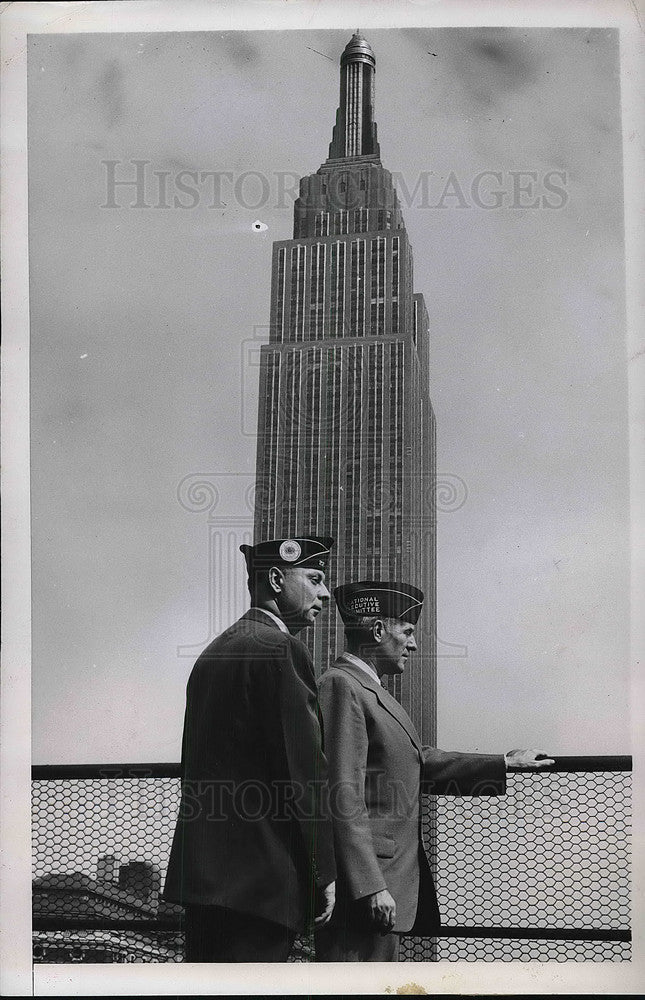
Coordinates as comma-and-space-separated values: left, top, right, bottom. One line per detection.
511, 755, 632, 773
31, 763, 183, 779
31, 755, 632, 780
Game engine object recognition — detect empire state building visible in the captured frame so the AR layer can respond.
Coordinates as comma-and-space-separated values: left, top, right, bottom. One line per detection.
253, 34, 436, 742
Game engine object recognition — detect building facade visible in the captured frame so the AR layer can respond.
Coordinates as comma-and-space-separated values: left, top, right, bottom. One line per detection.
253, 34, 436, 741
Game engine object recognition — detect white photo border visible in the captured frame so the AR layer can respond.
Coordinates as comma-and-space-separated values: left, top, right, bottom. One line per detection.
2, 0, 643, 995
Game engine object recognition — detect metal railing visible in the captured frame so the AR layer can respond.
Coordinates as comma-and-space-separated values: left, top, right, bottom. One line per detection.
32, 756, 631, 962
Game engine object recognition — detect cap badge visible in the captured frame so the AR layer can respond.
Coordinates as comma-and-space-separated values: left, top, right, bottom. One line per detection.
279, 539, 302, 562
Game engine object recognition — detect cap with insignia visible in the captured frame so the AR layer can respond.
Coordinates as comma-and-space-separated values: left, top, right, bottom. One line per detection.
334, 581, 424, 625
240, 536, 334, 573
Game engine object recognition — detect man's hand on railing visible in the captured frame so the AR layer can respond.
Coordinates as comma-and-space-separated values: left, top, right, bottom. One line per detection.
504, 749, 555, 770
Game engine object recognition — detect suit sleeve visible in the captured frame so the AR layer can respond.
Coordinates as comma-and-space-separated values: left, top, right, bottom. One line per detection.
274, 638, 336, 888
318, 672, 388, 901
421, 747, 506, 795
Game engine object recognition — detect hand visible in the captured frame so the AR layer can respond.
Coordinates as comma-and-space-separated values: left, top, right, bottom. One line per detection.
505, 748, 555, 770
313, 880, 336, 928
363, 888, 396, 934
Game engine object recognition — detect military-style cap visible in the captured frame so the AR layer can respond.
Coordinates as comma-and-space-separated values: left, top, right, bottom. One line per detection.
334, 581, 424, 625
240, 536, 334, 573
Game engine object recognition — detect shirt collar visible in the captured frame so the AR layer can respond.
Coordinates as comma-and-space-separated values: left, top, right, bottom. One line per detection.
250, 607, 290, 634
342, 652, 382, 686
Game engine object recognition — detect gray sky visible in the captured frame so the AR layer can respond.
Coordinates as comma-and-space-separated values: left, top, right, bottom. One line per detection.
28, 27, 628, 762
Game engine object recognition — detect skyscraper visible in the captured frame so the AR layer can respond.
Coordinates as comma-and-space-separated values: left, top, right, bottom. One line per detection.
254, 33, 436, 742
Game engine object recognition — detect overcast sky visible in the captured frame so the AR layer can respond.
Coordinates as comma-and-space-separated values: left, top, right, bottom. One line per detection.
28, 27, 628, 762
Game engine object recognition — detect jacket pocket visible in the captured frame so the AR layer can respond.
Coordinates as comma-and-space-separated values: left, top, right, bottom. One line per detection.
372, 834, 396, 859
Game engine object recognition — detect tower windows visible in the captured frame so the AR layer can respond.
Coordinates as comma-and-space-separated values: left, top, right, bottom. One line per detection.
370, 237, 386, 335
330, 241, 346, 338
290, 246, 307, 341
309, 244, 326, 340
275, 247, 286, 341
350, 239, 366, 336
354, 207, 369, 232
392, 237, 400, 335
314, 212, 330, 237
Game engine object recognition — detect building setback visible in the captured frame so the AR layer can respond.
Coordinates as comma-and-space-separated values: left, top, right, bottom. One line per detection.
253, 33, 436, 741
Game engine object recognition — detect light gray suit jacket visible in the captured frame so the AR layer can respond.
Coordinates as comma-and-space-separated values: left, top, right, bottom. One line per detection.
318, 656, 507, 933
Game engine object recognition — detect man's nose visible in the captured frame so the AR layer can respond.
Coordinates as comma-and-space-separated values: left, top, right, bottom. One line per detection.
407, 636, 418, 651
320, 583, 330, 600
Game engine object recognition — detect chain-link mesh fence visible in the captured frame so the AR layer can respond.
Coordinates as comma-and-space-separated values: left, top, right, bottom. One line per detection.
32, 759, 631, 963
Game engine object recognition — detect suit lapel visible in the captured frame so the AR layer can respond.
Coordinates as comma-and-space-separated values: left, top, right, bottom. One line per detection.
333, 656, 423, 754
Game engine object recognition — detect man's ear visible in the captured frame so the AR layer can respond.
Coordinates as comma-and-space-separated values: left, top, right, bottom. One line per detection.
372, 618, 385, 643
267, 565, 284, 595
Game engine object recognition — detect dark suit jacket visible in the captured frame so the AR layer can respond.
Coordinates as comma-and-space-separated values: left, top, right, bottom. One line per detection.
318, 656, 507, 934
163, 609, 336, 932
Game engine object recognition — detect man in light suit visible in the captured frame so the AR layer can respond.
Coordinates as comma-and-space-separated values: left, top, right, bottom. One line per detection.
163, 536, 337, 962
315, 581, 553, 962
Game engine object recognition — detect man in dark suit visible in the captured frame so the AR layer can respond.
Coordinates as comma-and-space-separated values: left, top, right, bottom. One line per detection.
163, 536, 337, 962
315, 581, 554, 962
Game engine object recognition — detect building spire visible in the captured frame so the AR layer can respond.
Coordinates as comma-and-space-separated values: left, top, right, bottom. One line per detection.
328, 33, 380, 159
